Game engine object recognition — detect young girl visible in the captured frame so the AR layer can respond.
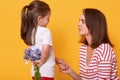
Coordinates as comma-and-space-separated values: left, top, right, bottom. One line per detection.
56, 8, 119, 80
21, 0, 55, 80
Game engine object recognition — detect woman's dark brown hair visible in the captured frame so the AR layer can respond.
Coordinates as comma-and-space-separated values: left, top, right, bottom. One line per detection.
80, 8, 113, 48
21, 0, 50, 45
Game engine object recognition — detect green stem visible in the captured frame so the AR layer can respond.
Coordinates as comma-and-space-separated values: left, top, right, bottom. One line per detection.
34, 65, 41, 80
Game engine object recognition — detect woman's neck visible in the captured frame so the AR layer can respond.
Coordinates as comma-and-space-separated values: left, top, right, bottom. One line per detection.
85, 34, 92, 46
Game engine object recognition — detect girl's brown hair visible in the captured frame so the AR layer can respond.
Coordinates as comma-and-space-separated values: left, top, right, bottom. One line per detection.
21, 0, 50, 45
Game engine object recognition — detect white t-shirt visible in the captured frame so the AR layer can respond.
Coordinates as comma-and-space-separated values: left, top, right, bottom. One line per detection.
31, 26, 55, 78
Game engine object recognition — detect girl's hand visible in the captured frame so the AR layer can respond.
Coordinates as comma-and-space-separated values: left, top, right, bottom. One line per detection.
33, 60, 41, 68
55, 57, 68, 65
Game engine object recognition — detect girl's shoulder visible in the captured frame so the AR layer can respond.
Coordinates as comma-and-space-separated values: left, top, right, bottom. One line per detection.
37, 27, 51, 34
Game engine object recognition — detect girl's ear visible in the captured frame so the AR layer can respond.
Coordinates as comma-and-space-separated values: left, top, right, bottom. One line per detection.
37, 16, 42, 25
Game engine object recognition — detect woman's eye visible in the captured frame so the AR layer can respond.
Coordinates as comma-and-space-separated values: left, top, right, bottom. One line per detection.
81, 19, 85, 24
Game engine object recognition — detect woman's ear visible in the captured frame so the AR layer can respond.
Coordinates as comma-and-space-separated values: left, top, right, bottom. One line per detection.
37, 16, 42, 25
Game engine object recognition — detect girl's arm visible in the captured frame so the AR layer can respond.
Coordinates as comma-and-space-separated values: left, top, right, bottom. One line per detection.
40, 44, 51, 65
33, 44, 51, 67
33, 29, 53, 67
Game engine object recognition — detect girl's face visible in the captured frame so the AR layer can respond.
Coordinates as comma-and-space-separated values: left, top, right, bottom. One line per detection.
38, 11, 51, 27
78, 14, 90, 36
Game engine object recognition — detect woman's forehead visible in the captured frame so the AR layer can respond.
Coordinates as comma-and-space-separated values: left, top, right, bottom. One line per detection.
80, 14, 85, 19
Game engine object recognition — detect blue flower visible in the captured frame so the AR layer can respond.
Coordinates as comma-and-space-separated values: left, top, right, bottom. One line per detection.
24, 47, 41, 61
23, 47, 41, 80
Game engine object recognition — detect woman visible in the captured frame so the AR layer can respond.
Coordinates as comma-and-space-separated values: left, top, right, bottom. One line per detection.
56, 8, 119, 80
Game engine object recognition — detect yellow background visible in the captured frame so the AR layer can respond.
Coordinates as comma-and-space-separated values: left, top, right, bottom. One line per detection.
0, 0, 120, 80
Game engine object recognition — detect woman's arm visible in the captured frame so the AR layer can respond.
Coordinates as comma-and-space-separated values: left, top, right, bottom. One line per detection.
56, 58, 82, 80
67, 68, 82, 80
97, 44, 119, 79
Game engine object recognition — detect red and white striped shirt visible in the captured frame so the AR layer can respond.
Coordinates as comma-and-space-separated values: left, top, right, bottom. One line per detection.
79, 43, 119, 80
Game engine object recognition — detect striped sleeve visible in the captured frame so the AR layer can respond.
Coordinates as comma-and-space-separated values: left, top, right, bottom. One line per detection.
111, 51, 119, 79
97, 44, 119, 80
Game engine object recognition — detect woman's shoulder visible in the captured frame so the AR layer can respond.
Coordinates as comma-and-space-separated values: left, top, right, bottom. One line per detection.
80, 43, 87, 49
95, 43, 113, 53
80, 43, 87, 47
98, 43, 113, 50
95, 43, 114, 60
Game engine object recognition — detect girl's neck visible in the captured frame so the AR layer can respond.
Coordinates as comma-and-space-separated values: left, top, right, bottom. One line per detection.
37, 24, 46, 27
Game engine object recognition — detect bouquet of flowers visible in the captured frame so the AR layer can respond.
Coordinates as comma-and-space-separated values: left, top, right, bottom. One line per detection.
24, 46, 41, 80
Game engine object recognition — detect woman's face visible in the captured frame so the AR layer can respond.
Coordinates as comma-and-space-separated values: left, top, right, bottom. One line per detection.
78, 14, 90, 36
